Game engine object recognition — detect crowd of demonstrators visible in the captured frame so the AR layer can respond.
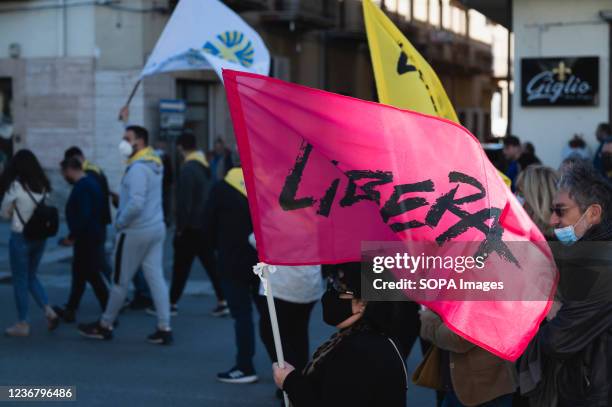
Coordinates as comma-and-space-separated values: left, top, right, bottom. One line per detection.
166, 132, 227, 318
52, 157, 108, 323
0, 150, 59, 336
77, 125, 173, 344
2, 118, 611, 407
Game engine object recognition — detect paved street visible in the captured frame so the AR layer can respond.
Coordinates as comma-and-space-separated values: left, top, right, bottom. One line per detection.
0, 224, 435, 407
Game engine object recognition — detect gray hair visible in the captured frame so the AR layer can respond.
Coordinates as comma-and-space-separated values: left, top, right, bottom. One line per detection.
558, 161, 612, 223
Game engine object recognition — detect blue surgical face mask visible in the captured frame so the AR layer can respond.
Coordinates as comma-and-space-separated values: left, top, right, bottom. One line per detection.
553, 210, 590, 246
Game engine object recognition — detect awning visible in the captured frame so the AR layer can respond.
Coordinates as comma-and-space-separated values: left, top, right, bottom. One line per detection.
459, 0, 510, 29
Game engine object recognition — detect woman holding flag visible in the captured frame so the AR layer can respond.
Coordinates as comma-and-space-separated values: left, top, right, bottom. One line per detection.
272, 266, 408, 406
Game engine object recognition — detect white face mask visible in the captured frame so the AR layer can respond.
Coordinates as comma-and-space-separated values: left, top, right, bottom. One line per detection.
118, 140, 134, 159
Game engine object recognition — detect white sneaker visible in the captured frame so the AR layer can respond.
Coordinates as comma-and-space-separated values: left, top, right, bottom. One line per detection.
5, 322, 30, 337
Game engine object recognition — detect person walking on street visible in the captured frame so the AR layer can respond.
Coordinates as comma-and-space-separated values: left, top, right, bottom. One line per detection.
1, 149, 60, 336
62, 146, 113, 282
52, 157, 109, 323
163, 132, 227, 317
203, 166, 264, 383
78, 125, 172, 345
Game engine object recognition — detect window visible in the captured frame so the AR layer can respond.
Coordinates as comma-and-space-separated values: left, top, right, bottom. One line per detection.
413, 0, 428, 21
429, 0, 440, 27
176, 80, 211, 151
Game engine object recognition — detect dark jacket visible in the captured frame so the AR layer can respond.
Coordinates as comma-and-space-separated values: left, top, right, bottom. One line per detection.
210, 149, 234, 181
593, 136, 612, 175
84, 164, 111, 226
536, 224, 612, 407
66, 175, 105, 242
176, 160, 211, 232
203, 179, 258, 283
283, 329, 407, 407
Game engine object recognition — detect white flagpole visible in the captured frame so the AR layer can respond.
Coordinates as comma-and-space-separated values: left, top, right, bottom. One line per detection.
259, 265, 290, 407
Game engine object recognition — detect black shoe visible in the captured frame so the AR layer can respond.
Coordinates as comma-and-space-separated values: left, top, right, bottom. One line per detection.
129, 295, 153, 310
211, 303, 230, 317
78, 321, 113, 340
53, 306, 76, 323
216, 367, 258, 384
147, 329, 173, 345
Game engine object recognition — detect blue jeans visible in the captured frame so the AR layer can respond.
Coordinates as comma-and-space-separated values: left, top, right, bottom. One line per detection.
9, 232, 49, 322
443, 392, 513, 407
221, 277, 264, 373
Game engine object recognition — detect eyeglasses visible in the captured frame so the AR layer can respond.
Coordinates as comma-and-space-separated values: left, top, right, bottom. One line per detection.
550, 205, 577, 218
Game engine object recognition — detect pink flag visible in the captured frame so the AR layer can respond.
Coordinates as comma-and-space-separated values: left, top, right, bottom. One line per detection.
223, 69, 557, 361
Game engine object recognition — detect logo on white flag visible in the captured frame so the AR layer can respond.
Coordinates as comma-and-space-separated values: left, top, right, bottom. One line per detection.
141, 0, 270, 80
203, 31, 254, 68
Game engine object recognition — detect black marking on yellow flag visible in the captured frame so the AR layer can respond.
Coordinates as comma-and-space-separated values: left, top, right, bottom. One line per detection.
397, 51, 417, 75
395, 44, 440, 115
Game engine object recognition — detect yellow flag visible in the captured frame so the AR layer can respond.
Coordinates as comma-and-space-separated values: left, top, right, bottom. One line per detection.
363, 0, 459, 123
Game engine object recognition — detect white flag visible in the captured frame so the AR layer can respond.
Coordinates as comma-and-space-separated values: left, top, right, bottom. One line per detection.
141, 0, 270, 80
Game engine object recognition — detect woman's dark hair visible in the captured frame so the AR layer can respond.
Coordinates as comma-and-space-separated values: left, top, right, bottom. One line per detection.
568, 135, 586, 149
0, 149, 51, 194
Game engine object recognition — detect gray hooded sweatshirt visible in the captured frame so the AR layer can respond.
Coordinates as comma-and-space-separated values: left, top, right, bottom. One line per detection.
115, 158, 164, 232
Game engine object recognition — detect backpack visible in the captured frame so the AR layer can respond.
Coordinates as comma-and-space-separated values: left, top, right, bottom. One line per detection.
15, 186, 59, 241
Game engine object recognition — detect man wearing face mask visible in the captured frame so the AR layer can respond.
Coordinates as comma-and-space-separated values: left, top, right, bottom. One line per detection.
54, 157, 109, 321
273, 267, 408, 406
528, 162, 612, 406
78, 125, 173, 345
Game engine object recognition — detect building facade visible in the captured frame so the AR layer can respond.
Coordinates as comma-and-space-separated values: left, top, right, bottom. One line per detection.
465, 0, 611, 168
0, 0, 505, 204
